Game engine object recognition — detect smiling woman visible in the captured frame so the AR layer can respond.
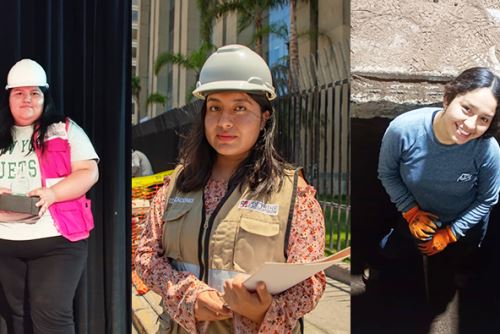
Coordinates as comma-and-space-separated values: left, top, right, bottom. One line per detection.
376, 67, 500, 297
433, 78, 499, 145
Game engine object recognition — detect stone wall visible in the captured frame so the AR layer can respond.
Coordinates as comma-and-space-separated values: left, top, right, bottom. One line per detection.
352, 0, 500, 117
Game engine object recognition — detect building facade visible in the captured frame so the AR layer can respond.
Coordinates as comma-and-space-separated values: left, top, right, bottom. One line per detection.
132, 0, 349, 125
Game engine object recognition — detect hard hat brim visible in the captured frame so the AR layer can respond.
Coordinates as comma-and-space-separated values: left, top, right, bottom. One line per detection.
5, 82, 49, 90
192, 80, 276, 100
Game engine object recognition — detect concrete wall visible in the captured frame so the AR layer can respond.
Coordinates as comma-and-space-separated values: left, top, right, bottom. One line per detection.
296, 0, 349, 89
352, 0, 500, 118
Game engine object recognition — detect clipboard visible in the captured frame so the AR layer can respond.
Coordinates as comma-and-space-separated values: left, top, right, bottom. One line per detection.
243, 247, 350, 294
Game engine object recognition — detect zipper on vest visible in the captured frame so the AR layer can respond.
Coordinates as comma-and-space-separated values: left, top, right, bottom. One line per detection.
197, 205, 206, 281
198, 182, 238, 284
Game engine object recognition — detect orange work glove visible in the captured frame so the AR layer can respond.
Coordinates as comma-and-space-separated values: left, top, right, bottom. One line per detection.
418, 226, 457, 256
402, 206, 438, 240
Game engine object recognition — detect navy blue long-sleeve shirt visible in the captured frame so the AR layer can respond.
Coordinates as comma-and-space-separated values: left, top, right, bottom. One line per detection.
378, 107, 500, 239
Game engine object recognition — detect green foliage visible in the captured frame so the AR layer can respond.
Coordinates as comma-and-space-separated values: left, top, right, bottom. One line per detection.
154, 42, 214, 76
146, 93, 167, 106
319, 195, 349, 255
251, 21, 288, 44
185, 84, 197, 104
150, 0, 217, 108
196, 0, 219, 44
213, 0, 289, 53
270, 56, 290, 95
131, 75, 141, 97
323, 204, 350, 255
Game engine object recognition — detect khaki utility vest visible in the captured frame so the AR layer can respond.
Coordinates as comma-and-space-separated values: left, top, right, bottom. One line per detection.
160, 167, 302, 334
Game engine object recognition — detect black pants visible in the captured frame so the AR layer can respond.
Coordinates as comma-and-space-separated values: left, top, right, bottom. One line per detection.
0, 236, 87, 334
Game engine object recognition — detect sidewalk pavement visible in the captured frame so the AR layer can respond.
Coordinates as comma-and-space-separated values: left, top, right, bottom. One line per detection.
132, 263, 350, 334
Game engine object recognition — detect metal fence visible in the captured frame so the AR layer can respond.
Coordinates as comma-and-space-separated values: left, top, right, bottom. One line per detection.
297, 41, 350, 92
274, 79, 351, 253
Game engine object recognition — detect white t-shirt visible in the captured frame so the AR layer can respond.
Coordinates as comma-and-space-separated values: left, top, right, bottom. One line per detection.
0, 121, 99, 240
131, 150, 153, 177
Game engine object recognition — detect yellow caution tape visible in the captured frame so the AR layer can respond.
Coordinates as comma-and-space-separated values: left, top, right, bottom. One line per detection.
132, 170, 174, 189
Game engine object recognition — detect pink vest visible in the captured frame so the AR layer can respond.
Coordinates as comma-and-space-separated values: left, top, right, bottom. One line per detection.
34, 120, 94, 241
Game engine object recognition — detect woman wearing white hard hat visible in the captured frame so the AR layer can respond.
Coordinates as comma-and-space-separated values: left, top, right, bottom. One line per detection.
136, 45, 326, 333
0, 59, 99, 334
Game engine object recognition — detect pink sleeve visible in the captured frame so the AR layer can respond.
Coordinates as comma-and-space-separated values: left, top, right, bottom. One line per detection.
233, 185, 327, 333
134, 176, 215, 333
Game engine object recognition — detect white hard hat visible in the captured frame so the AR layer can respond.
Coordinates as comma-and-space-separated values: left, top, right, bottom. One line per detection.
192, 44, 276, 100
5, 59, 49, 90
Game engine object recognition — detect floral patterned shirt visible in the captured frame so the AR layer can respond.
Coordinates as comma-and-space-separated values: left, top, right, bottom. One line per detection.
135, 176, 326, 334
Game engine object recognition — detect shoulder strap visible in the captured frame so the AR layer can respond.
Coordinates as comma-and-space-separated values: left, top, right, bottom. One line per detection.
284, 167, 300, 259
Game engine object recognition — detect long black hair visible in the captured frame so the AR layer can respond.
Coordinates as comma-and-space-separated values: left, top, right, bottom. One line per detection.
444, 67, 500, 138
0, 87, 65, 154
176, 92, 292, 197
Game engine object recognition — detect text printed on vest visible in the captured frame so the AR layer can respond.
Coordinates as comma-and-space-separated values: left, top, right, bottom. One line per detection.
238, 199, 279, 216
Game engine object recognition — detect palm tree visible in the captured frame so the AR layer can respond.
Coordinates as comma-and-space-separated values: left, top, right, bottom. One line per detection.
213, 0, 289, 55
288, 0, 300, 92
154, 42, 214, 78
153, 0, 218, 105
155, 0, 218, 74
270, 56, 290, 96
154, 42, 214, 103
196, 0, 219, 46
289, 0, 322, 91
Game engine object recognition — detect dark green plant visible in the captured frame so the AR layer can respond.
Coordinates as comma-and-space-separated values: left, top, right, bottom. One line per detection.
146, 92, 167, 107
154, 42, 214, 77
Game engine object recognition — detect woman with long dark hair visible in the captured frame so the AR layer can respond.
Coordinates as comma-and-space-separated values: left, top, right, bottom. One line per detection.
135, 45, 326, 333
377, 67, 500, 298
0, 59, 99, 334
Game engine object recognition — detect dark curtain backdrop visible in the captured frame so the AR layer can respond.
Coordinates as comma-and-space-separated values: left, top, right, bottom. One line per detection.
0, 1, 131, 333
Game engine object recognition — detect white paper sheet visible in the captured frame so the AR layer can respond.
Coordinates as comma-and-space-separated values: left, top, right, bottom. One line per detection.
243, 247, 351, 294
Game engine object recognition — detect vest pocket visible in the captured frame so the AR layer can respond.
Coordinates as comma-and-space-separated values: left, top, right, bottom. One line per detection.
162, 206, 190, 260
52, 198, 93, 236
45, 139, 71, 176
233, 217, 280, 273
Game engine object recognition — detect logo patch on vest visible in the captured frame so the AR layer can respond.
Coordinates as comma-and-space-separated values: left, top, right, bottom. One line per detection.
238, 199, 279, 216
169, 196, 194, 204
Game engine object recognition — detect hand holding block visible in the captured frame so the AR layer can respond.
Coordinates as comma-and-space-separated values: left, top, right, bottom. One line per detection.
0, 194, 40, 215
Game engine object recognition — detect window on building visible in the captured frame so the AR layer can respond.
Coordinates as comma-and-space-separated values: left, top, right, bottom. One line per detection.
268, 6, 289, 66
268, 5, 290, 96
132, 10, 138, 24
132, 28, 138, 41
166, 1, 175, 108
